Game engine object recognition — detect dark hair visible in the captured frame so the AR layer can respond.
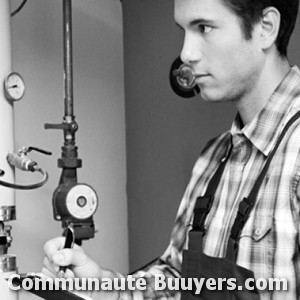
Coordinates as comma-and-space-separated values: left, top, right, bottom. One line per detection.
223, 0, 299, 56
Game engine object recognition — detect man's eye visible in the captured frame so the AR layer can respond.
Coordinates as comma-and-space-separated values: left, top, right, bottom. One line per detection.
198, 25, 212, 34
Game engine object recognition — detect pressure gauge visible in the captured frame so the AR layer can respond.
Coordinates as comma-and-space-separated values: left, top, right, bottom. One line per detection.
4, 72, 25, 101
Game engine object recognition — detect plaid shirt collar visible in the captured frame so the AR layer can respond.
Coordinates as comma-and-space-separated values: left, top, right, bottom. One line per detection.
230, 66, 300, 156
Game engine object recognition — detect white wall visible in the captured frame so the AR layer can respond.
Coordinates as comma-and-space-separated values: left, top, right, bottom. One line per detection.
9, 1, 128, 299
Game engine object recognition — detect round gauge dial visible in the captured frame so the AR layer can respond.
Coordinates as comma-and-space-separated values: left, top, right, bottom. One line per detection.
4, 72, 25, 101
66, 184, 98, 219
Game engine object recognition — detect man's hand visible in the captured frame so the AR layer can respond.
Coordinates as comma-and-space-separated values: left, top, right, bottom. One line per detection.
42, 237, 102, 279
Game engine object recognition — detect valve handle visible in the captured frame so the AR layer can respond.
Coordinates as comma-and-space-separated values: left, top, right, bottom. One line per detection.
44, 122, 69, 130
45, 121, 78, 130
27, 146, 52, 156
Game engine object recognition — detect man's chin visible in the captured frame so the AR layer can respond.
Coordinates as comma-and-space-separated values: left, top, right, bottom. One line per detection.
200, 91, 222, 103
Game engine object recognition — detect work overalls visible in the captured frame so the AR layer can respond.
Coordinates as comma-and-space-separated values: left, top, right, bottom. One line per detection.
181, 111, 300, 300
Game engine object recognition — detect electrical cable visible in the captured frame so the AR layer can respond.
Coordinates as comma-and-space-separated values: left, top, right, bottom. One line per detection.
0, 166, 48, 190
11, 0, 28, 17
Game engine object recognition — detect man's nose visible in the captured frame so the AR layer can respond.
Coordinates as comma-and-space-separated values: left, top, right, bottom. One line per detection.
180, 34, 201, 65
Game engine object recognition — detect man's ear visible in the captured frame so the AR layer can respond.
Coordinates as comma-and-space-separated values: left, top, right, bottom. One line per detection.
260, 7, 281, 50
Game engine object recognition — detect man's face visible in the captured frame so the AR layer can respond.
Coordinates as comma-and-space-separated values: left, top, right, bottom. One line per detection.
174, 0, 264, 104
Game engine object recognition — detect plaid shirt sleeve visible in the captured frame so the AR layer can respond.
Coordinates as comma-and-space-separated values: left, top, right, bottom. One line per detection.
108, 253, 183, 299
115, 260, 182, 300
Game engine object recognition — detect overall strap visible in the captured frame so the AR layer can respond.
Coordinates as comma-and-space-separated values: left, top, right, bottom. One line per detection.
188, 140, 232, 250
226, 110, 300, 261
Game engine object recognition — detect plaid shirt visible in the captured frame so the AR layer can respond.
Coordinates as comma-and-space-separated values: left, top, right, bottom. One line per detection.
114, 66, 300, 300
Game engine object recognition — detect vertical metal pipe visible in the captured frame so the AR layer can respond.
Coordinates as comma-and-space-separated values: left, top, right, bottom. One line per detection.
63, 0, 74, 118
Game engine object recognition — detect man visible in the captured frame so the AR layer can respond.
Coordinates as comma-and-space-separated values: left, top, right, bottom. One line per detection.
43, 0, 300, 299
